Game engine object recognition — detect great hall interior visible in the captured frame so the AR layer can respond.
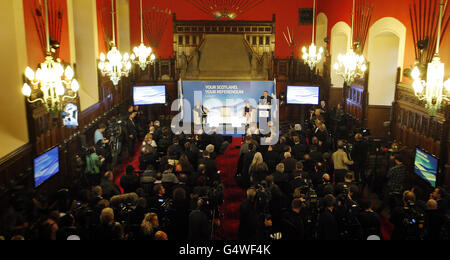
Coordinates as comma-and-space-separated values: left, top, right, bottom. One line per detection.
0, 0, 449, 241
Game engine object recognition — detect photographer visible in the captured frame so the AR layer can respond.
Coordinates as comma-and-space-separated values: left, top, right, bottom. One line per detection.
335, 183, 363, 240
332, 140, 354, 183
85, 146, 105, 187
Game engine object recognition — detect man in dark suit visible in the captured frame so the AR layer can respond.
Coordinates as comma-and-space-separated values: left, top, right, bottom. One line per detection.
120, 165, 140, 194
318, 194, 339, 240
281, 199, 305, 240
239, 188, 260, 240
125, 112, 138, 157
193, 102, 210, 125
198, 151, 219, 183
263, 145, 281, 173
351, 133, 369, 183
100, 171, 121, 200
260, 91, 273, 105
282, 152, 297, 175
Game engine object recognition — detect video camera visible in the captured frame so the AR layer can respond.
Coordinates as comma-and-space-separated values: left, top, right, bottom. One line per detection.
105, 118, 126, 167
254, 183, 272, 214
402, 202, 425, 240
106, 118, 125, 139
200, 182, 225, 212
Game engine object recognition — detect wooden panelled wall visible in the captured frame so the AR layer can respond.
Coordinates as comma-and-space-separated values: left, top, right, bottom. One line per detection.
392, 83, 450, 188
0, 70, 136, 197
341, 68, 397, 139
344, 76, 368, 128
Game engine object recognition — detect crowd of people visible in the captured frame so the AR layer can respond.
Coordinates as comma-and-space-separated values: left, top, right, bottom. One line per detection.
1, 102, 450, 241
236, 102, 450, 240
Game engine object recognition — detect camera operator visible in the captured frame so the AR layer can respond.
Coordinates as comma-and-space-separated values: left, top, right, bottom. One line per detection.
95, 123, 109, 146
351, 133, 369, 184
335, 183, 363, 240
390, 190, 426, 240
239, 187, 269, 240
104, 117, 126, 168
85, 146, 105, 187
332, 140, 354, 183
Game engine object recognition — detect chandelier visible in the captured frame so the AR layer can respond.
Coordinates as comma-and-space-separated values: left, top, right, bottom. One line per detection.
302, 0, 324, 71
98, 0, 132, 86
333, 0, 368, 86
131, 0, 156, 71
22, 0, 79, 112
411, 0, 450, 116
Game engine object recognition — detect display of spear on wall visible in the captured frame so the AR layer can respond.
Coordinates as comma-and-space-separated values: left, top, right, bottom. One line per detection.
143, 5, 172, 48
185, 0, 265, 19
283, 26, 299, 56
353, 0, 373, 53
98, 6, 113, 49
410, 0, 449, 65
32, 0, 63, 58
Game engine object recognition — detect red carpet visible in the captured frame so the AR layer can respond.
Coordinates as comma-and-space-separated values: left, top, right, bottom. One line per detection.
114, 138, 245, 240
114, 145, 142, 194
216, 138, 245, 240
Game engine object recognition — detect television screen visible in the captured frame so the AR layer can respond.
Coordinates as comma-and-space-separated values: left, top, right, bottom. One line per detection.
34, 146, 60, 188
414, 148, 438, 187
287, 86, 320, 105
133, 85, 166, 105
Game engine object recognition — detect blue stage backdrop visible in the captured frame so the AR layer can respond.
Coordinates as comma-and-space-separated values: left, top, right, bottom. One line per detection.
180, 81, 276, 126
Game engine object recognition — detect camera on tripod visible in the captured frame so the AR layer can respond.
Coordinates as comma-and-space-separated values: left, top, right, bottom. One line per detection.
106, 118, 124, 139
201, 182, 225, 211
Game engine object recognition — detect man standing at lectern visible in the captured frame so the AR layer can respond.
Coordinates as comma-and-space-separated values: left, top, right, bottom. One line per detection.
193, 101, 210, 126
260, 91, 273, 105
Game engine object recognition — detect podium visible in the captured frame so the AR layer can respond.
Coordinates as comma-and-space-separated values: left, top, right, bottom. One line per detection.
258, 105, 271, 119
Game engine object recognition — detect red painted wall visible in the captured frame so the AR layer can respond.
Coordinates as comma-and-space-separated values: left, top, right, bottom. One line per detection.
317, 0, 450, 79
129, 0, 317, 59
97, 0, 118, 55
23, 0, 71, 68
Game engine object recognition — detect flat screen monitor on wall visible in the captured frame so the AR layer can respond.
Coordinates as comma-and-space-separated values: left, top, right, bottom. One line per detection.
133, 85, 167, 105
34, 146, 60, 188
414, 147, 439, 188
286, 86, 320, 105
